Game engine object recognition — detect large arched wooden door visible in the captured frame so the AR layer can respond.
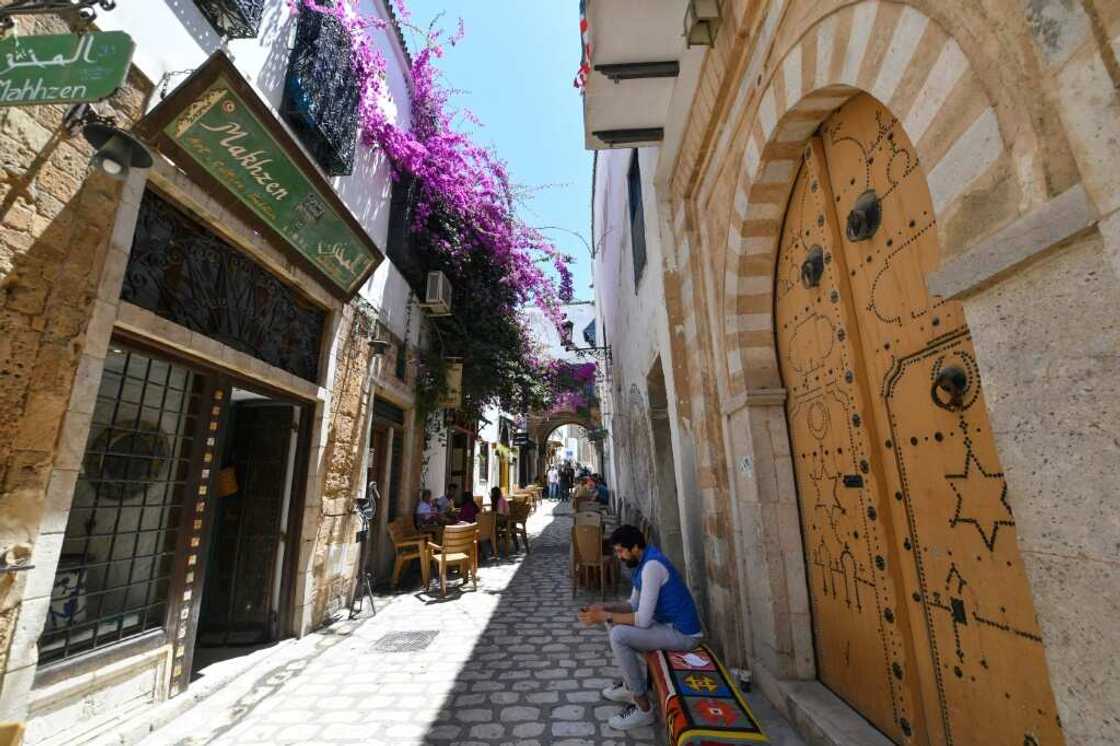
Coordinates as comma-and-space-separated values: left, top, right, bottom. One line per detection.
776, 94, 1063, 746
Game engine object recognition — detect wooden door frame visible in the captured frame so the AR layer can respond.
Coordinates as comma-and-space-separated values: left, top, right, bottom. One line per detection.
104, 333, 316, 694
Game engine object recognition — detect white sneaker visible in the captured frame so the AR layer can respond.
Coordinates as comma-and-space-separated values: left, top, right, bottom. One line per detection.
601, 680, 634, 703
608, 704, 656, 730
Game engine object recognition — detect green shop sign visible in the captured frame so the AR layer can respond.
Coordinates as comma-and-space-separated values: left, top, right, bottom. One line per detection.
0, 32, 134, 106
140, 53, 381, 298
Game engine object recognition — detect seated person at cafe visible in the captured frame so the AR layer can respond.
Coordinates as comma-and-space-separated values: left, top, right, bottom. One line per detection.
572, 476, 595, 505
457, 493, 480, 523
435, 483, 458, 514
577, 524, 702, 731
415, 489, 439, 527
594, 474, 610, 506
490, 486, 509, 515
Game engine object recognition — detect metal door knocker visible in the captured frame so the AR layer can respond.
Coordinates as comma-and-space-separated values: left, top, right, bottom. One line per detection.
801, 245, 825, 288
931, 365, 969, 410
846, 190, 881, 242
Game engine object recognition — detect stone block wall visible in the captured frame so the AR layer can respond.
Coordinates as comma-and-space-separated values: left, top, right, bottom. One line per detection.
648, 0, 1120, 739
309, 306, 376, 624
0, 15, 150, 699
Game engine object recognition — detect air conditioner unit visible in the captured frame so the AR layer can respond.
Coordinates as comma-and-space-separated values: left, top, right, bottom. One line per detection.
422, 271, 452, 316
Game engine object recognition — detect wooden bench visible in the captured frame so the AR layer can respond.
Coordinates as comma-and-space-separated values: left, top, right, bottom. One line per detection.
645, 644, 769, 745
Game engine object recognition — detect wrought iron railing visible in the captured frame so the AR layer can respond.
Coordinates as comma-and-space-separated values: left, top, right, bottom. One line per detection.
123, 190, 326, 382
194, 0, 263, 39
282, 5, 359, 176
194, 0, 262, 38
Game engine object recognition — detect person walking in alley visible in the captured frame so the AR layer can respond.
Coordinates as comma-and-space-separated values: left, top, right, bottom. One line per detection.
547, 464, 559, 500
559, 463, 574, 502
577, 524, 703, 731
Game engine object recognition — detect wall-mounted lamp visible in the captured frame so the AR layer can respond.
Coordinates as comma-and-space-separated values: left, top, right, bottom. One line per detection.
684, 0, 723, 48
63, 103, 153, 181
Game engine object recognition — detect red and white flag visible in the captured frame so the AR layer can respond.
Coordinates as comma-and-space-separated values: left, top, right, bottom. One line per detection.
573, 0, 592, 90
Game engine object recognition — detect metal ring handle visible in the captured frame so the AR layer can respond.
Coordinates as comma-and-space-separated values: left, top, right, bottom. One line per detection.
931, 365, 969, 410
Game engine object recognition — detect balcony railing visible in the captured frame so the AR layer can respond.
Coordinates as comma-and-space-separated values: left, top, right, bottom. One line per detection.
282, 5, 359, 176
195, 0, 264, 39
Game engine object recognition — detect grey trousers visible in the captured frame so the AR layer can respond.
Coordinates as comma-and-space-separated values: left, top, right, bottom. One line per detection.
608, 623, 701, 696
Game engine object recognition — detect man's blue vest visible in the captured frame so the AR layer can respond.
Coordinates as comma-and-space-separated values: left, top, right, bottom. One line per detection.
631, 545, 702, 636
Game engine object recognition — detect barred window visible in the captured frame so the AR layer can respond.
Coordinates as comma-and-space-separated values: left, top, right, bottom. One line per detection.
282, 3, 360, 176
40, 348, 201, 664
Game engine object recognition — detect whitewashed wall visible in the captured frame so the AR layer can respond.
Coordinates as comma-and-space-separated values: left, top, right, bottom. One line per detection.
592, 145, 703, 592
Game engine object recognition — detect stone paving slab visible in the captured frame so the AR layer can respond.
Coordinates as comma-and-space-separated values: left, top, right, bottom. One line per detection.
137, 502, 802, 746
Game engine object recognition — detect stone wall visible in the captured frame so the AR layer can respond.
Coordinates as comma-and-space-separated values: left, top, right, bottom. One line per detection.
0, 15, 151, 701
309, 306, 376, 625
650, 0, 1120, 740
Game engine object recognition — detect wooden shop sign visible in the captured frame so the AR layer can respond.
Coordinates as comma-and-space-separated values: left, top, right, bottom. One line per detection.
138, 52, 382, 299
0, 31, 134, 106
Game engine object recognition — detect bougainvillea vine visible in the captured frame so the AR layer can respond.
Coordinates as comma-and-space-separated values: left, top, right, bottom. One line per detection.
289, 0, 581, 418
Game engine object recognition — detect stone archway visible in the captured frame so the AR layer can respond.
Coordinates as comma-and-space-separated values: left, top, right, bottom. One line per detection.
721, 1, 1012, 397
707, 0, 1024, 703
527, 411, 601, 484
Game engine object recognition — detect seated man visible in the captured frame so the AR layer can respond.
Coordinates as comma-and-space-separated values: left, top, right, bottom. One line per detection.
415, 489, 438, 527
578, 524, 702, 731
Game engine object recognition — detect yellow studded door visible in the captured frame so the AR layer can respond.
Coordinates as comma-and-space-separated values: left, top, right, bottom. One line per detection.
778, 94, 1064, 746
776, 138, 926, 744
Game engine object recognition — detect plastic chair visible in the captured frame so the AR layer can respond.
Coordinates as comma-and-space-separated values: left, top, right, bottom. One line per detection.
571, 524, 614, 599
428, 522, 479, 597
388, 517, 430, 589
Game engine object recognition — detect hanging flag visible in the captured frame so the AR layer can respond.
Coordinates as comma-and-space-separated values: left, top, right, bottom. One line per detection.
573, 0, 592, 90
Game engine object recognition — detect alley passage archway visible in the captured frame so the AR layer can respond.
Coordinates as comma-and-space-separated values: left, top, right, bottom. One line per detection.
775, 94, 1062, 745
529, 413, 601, 483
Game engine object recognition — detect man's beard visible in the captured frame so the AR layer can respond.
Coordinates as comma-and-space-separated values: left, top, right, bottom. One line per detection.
624, 557, 640, 568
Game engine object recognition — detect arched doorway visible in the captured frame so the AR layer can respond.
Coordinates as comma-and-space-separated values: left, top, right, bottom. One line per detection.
775, 94, 1062, 745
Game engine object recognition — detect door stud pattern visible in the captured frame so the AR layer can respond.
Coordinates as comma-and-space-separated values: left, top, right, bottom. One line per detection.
776, 138, 918, 742
814, 94, 1063, 746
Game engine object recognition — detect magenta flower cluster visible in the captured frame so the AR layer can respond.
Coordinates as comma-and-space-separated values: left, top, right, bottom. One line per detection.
540, 360, 598, 415
288, 0, 573, 330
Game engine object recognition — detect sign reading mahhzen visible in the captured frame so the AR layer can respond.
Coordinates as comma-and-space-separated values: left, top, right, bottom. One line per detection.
165, 76, 377, 294
0, 32, 134, 106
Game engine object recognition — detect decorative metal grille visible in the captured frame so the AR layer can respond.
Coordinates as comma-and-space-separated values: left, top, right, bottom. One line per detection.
122, 191, 326, 382
194, 0, 264, 39
40, 348, 200, 663
372, 630, 439, 652
282, 4, 359, 176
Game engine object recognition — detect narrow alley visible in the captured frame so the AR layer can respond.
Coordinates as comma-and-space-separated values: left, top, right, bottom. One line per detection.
137, 503, 801, 746
1, 2, 1117, 744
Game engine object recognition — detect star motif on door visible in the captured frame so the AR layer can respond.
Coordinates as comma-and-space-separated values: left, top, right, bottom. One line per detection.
946, 448, 1014, 551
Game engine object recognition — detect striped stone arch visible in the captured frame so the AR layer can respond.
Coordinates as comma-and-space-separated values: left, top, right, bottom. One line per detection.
723, 0, 1005, 396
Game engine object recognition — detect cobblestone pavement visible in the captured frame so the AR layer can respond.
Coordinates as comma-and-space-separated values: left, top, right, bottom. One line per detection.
141, 502, 804, 746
